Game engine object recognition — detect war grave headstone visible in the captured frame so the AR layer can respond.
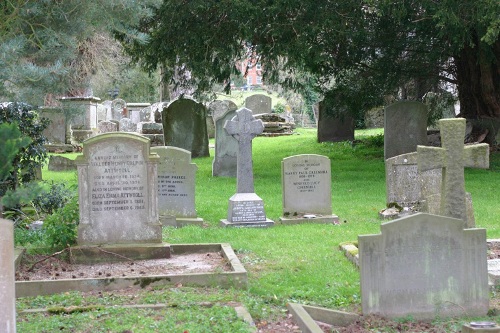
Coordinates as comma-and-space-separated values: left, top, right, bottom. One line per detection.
75, 132, 163, 246
359, 213, 489, 320
0, 219, 16, 333
213, 105, 238, 177
280, 154, 339, 224
245, 94, 272, 115
384, 101, 428, 159
162, 97, 209, 158
317, 101, 355, 143
151, 146, 203, 227
97, 120, 118, 134
418, 118, 489, 228
221, 107, 274, 227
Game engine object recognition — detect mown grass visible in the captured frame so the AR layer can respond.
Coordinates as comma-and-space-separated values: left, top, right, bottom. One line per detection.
17, 127, 500, 332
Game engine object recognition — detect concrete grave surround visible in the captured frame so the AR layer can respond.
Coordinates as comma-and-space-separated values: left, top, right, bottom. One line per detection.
220, 107, 274, 227
212, 106, 238, 177
162, 97, 210, 158
97, 120, 118, 133
359, 213, 489, 320
75, 132, 162, 245
418, 118, 489, 226
245, 94, 272, 115
0, 219, 16, 333
280, 154, 338, 224
317, 101, 355, 143
384, 101, 428, 159
151, 146, 203, 227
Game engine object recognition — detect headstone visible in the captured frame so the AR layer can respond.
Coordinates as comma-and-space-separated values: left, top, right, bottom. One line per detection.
212, 107, 238, 177
111, 98, 127, 120
151, 146, 203, 227
359, 213, 489, 320
0, 219, 15, 333
245, 94, 272, 115
59, 96, 101, 144
384, 101, 428, 159
39, 107, 66, 144
418, 118, 489, 226
75, 132, 162, 245
119, 118, 137, 132
317, 102, 355, 142
280, 154, 339, 224
161, 97, 209, 158
96, 103, 107, 122
97, 120, 118, 133
209, 100, 238, 122
220, 107, 274, 227
48, 155, 77, 171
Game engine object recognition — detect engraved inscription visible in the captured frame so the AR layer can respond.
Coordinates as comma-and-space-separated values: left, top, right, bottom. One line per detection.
231, 201, 266, 222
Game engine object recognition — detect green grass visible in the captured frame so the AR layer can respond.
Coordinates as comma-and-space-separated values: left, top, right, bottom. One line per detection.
18, 127, 500, 331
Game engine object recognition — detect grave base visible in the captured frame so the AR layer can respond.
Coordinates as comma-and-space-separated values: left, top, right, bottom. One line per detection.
220, 218, 275, 228
70, 243, 171, 264
161, 215, 204, 228
279, 214, 339, 225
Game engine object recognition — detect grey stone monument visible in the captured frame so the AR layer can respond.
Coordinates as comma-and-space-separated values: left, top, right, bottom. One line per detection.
317, 102, 355, 143
119, 118, 137, 132
162, 97, 210, 158
75, 132, 162, 245
245, 94, 272, 115
151, 146, 203, 227
0, 219, 15, 333
359, 213, 489, 320
418, 118, 489, 227
384, 101, 428, 159
212, 105, 238, 177
220, 107, 274, 227
280, 154, 339, 224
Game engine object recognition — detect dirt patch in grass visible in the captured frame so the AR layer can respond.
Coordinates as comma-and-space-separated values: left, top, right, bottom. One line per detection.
16, 251, 230, 281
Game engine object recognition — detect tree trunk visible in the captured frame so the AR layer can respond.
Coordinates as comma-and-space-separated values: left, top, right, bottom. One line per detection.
454, 35, 500, 144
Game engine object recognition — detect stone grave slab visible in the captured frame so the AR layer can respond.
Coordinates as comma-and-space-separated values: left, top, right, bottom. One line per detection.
245, 94, 271, 115
280, 154, 338, 224
0, 219, 16, 333
384, 101, 428, 159
75, 132, 162, 245
359, 213, 489, 320
212, 106, 238, 177
220, 108, 273, 227
162, 97, 209, 158
151, 146, 203, 227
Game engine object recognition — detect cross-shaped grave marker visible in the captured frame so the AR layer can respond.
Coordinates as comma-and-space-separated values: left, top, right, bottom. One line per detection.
417, 118, 489, 222
224, 107, 264, 193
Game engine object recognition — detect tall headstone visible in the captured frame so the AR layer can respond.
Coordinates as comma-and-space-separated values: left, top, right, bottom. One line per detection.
0, 219, 15, 333
162, 97, 209, 158
384, 101, 428, 159
245, 94, 272, 115
359, 213, 489, 320
280, 154, 339, 224
213, 106, 238, 177
151, 146, 203, 227
220, 107, 274, 227
418, 118, 489, 226
75, 133, 162, 245
317, 102, 355, 143
39, 107, 67, 144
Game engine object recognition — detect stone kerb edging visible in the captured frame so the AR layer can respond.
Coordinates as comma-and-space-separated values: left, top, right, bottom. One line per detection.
287, 303, 360, 333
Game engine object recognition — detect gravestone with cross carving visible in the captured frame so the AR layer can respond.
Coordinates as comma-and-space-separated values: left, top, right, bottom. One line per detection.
220, 107, 274, 227
417, 118, 489, 227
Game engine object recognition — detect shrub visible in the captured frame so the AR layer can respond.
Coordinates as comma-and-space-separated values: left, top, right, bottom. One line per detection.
43, 196, 79, 249
33, 181, 74, 215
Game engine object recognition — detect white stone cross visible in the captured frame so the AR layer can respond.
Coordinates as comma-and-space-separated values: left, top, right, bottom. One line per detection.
224, 107, 264, 193
417, 118, 489, 221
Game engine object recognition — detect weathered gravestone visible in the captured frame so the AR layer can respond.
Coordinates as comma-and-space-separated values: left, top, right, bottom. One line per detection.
359, 213, 489, 320
97, 120, 118, 133
418, 118, 489, 227
384, 101, 428, 159
48, 155, 77, 171
110, 98, 127, 121
119, 118, 137, 132
245, 94, 272, 115
220, 107, 274, 227
151, 146, 203, 227
0, 219, 16, 333
162, 97, 209, 158
280, 154, 339, 224
75, 133, 162, 245
213, 106, 238, 177
317, 102, 355, 143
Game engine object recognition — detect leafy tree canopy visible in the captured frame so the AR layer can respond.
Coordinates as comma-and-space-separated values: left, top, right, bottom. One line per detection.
117, 0, 499, 124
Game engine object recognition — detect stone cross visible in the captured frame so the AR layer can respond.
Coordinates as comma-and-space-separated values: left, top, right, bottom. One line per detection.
417, 118, 489, 222
224, 107, 264, 193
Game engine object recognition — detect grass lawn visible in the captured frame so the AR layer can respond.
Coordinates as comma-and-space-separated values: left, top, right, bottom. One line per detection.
16, 127, 500, 332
